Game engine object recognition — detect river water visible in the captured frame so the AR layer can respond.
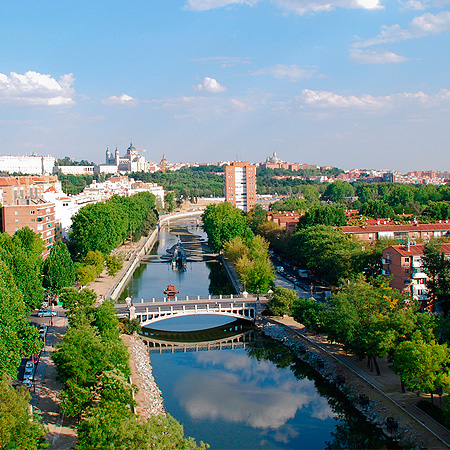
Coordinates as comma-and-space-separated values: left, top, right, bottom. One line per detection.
122, 218, 397, 449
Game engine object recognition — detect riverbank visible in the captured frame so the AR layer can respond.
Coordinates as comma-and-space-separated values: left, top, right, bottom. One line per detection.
261, 317, 450, 449
121, 334, 165, 418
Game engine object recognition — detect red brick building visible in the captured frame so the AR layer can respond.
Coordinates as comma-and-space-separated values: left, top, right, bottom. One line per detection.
382, 243, 450, 309
267, 211, 302, 233
225, 161, 257, 212
1, 198, 56, 258
340, 222, 450, 244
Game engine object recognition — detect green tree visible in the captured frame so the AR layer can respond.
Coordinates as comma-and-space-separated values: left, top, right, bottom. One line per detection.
223, 236, 248, 264
0, 261, 41, 379
322, 181, 355, 203
0, 232, 45, 311
288, 225, 363, 285
202, 202, 250, 252
105, 254, 123, 277
296, 205, 346, 229
325, 275, 406, 375
268, 286, 298, 316
423, 241, 450, 315
77, 403, 207, 450
164, 191, 175, 212
75, 264, 98, 286
0, 378, 48, 449
235, 255, 274, 293
392, 335, 450, 399
59, 287, 96, 313
42, 241, 75, 294
292, 297, 325, 332
359, 200, 394, 219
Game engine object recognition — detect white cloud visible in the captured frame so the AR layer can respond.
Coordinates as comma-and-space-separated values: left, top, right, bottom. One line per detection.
194, 77, 227, 93
354, 10, 450, 47
400, 0, 450, 10
252, 64, 317, 81
0, 71, 75, 106
297, 88, 450, 110
185, 0, 383, 13
349, 48, 409, 63
102, 93, 139, 107
399, 0, 429, 10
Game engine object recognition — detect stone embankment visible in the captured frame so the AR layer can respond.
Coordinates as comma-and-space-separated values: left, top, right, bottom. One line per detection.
122, 334, 165, 418
260, 319, 449, 450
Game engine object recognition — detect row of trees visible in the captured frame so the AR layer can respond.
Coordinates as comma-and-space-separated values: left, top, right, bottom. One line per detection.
0, 228, 54, 448
53, 289, 207, 449
286, 276, 450, 407
69, 192, 157, 258
202, 202, 275, 293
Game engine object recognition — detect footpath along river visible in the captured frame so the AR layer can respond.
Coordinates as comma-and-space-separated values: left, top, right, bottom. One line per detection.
120, 217, 400, 449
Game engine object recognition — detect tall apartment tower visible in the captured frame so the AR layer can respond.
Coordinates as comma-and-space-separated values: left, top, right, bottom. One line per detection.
224, 161, 257, 212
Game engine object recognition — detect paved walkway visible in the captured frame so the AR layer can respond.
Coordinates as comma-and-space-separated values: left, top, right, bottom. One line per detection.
29, 308, 78, 449
271, 316, 450, 449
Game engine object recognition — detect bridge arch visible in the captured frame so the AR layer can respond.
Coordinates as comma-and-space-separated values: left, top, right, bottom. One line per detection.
114, 295, 268, 327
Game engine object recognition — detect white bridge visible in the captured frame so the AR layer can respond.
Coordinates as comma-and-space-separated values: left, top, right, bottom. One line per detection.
114, 294, 268, 326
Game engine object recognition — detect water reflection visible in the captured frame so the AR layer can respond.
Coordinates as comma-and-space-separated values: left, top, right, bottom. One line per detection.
174, 353, 334, 430
149, 326, 398, 449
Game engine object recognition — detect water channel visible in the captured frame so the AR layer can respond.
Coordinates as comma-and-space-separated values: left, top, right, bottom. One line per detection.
121, 217, 398, 449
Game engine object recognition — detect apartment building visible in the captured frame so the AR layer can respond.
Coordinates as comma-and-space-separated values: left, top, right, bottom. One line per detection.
1, 198, 56, 258
0, 175, 61, 206
225, 161, 257, 212
340, 222, 450, 244
382, 242, 450, 310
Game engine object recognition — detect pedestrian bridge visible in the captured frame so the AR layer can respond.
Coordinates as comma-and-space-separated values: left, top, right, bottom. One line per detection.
114, 294, 268, 327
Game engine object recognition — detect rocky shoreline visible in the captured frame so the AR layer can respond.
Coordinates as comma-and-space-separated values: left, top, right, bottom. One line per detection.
122, 334, 165, 419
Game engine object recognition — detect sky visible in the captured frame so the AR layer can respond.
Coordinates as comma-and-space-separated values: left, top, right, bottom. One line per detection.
0, 0, 449, 172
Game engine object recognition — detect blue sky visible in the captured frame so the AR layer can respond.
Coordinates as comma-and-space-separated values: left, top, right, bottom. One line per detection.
0, 0, 449, 172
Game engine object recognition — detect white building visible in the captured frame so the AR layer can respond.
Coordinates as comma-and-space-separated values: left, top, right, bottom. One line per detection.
101, 141, 146, 173
55, 165, 95, 175
0, 154, 55, 175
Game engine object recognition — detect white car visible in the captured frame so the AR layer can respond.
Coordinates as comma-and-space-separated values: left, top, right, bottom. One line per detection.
37, 309, 56, 317
23, 367, 34, 380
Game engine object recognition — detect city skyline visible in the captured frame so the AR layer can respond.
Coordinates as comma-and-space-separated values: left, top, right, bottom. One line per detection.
0, 1, 449, 171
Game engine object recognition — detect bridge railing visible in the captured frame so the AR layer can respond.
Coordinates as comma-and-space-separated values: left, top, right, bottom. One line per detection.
116, 294, 267, 306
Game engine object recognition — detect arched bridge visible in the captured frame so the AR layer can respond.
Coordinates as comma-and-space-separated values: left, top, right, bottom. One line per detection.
114, 294, 268, 327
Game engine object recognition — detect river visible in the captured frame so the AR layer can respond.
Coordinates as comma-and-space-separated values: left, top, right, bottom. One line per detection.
122, 217, 398, 449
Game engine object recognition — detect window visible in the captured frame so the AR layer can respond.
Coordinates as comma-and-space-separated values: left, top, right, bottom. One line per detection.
30, 210, 35, 215
404, 258, 410, 263
15, 211, 18, 215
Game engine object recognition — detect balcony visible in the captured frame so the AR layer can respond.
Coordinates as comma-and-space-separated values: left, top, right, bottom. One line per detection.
412, 260, 422, 268
382, 258, 390, 265
412, 269, 427, 279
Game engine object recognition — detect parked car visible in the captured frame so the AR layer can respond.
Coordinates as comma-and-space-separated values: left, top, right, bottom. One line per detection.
22, 378, 32, 388
37, 309, 56, 317
23, 367, 34, 380
25, 360, 34, 371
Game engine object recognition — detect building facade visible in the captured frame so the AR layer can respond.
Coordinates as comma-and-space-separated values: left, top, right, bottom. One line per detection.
0, 175, 61, 206
0, 199, 56, 258
0, 154, 55, 176
225, 161, 257, 212
382, 243, 450, 309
